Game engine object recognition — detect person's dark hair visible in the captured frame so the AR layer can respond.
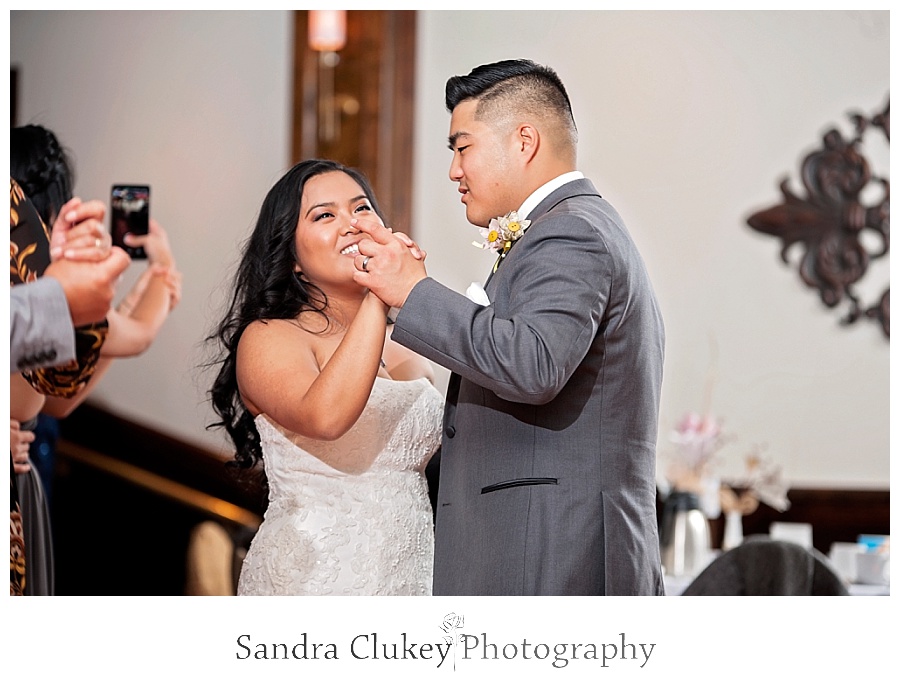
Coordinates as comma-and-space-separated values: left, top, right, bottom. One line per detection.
445, 58, 575, 130
206, 159, 386, 478
10, 124, 75, 223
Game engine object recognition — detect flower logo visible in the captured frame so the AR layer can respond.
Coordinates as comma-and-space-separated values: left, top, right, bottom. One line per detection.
439, 612, 465, 671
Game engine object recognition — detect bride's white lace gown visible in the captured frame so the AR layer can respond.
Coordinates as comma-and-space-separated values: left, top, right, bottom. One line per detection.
237, 377, 443, 596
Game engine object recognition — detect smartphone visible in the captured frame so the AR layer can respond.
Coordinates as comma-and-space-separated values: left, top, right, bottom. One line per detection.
111, 184, 150, 259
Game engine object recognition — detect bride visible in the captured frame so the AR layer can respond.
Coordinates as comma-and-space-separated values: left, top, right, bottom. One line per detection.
207, 160, 442, 595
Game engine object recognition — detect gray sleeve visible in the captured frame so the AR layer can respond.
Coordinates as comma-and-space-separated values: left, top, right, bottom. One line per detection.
10, 277, 76, 373
392, 216, 609, 405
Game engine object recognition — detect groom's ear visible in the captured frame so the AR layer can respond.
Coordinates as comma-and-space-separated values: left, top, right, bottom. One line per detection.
516, 123, 540, 163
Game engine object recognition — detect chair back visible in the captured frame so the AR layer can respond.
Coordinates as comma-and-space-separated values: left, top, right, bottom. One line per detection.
682, 535, 849, 595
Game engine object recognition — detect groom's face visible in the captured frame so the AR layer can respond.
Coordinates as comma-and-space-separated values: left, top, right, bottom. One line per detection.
448, 99, 519, 228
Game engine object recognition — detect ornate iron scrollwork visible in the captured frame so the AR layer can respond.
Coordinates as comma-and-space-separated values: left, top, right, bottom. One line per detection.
747, 99, 890, 338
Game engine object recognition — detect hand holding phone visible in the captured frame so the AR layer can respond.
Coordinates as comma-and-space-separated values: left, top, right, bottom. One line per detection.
111, 184, 150, 259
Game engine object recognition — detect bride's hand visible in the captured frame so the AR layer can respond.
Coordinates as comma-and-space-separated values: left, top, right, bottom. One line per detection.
364, 289, 391, 315
391, 231, 426, 261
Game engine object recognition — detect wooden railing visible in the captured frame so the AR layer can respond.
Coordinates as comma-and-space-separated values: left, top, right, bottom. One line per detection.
51, 403, 263, 595
56, 439, 261, 531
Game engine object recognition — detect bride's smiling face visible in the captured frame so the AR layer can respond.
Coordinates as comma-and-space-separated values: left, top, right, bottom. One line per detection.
294, 170, 383, 289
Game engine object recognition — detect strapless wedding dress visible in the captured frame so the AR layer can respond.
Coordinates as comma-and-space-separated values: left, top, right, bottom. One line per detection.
237, 376, 443, 596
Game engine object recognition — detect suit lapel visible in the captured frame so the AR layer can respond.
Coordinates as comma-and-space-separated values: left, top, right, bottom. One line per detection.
482, 178, 601, 290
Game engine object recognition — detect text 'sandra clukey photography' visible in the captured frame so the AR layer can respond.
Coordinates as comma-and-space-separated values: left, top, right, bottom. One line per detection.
234, 613, 656, 670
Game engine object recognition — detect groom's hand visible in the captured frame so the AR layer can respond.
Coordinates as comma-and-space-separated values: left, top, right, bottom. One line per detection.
351, 217, 427, 309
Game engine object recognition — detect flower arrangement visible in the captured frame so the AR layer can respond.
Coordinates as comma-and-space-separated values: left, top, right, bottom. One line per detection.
720, 448, 790, 515
718, 447, 790, 550
663, 410, 791, 548
664, 411, 728, 518
472, 211, 531, 271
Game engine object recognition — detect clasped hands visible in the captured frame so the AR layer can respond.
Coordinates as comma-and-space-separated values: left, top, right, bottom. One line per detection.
351, 217, 427, 309
49, 196, 115, 262
43, 196, 131, 326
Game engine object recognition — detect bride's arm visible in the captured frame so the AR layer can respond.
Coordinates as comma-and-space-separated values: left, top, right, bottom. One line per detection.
96, 221, 179, 358
383, 328, 435, 384
237, 292, 389, 441
40, 245, 181, 419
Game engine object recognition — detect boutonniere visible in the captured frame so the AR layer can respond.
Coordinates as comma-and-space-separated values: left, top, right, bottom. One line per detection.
472, 211, 531, 272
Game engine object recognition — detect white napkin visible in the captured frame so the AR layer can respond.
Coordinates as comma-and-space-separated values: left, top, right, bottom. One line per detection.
465, 281, 490, 306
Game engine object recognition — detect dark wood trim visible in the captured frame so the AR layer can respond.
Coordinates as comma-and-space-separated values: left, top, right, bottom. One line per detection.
56, 439, 261, 530
57, 402, 266, 516
292, 12, 318, 164
11, 66, 19, 126
706, 487, 890, 555
292, 10, 417, 236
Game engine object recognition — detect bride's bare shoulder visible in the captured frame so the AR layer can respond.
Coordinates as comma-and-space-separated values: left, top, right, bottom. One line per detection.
238, 318, 318, 360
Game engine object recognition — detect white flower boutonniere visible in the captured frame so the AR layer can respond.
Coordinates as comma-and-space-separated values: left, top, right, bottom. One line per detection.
472, 211, 531, 272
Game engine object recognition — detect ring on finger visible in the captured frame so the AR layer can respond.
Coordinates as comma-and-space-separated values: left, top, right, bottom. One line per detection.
361, 255, 370, 272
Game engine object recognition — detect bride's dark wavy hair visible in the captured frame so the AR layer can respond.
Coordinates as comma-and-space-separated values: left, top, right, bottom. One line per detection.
206, 159, 386, 475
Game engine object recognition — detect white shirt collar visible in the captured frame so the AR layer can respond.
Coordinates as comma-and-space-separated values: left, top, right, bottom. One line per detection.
517, 171, 584, 220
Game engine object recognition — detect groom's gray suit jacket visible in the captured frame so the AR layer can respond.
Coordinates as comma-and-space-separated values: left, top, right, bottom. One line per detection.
392, 178, 665, 595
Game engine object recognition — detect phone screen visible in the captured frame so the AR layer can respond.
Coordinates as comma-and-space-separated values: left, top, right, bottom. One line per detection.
111, 184, 150, 259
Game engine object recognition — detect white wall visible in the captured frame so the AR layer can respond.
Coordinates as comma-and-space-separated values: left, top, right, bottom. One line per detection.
10, 10, 294, 459
10, 10, 889, 489
413, 10, 890, 490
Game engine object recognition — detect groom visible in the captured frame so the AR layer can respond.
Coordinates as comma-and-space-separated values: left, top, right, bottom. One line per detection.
353, 59, 665, 595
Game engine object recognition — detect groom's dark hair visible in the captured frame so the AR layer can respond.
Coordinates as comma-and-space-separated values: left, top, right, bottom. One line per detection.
445, 59, 577, 143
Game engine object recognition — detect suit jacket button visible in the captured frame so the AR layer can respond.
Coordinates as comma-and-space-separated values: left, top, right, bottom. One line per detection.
446, 425, 456, 438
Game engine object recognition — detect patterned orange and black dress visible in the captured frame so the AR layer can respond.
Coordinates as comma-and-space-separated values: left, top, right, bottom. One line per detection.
9, 178, 109, 595
10, 178, 108, 396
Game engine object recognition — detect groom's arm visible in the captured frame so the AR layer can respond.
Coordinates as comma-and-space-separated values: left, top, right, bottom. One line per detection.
392, 212, 611, 405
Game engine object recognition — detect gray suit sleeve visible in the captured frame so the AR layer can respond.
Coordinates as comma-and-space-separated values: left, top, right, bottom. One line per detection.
10, 277, 76, 373
393, 214, 609, 404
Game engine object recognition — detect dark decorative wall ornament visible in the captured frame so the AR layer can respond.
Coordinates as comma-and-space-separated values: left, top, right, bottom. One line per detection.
747, 99, 890, 338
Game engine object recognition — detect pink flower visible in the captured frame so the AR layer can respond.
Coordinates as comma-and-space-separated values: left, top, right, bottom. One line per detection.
669, 412, 723, 472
